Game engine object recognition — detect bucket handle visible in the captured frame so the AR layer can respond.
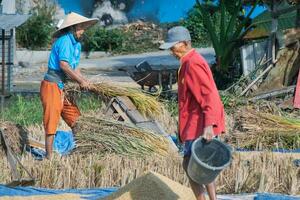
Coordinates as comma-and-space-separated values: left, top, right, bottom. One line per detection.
200, 136, 234, 154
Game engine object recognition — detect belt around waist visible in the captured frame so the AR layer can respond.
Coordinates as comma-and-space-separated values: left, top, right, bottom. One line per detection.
44, 69, 66, 83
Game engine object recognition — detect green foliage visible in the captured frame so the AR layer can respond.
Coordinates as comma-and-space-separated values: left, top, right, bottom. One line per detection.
191, 0, 259, 72
163, 98, 178, 117
82, 25, 160, 54
16, 1, 55, 50
82, 26, 129, 53
76, 94, 102, 112
181, 4, 220, 47
220, 93, 245, 109
2, 95, 43, 126
2, 94, 102, 126
118, 30, 161, 54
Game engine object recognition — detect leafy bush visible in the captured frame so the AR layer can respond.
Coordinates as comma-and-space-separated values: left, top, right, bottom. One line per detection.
82, 25, 161, 54
16, 1, 55, 50
82, 26, 129, 53
180, 4, 220, 47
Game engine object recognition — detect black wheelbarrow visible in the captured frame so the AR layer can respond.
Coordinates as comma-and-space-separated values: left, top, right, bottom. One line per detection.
127, 60, 178, 93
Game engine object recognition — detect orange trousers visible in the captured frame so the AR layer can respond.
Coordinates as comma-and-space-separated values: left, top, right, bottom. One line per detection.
40, 80, 80, 135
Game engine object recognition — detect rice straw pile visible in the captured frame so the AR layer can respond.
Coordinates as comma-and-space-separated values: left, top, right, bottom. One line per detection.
0, 121, 27, 155
64, 82, 163, 118
73, 116, 170, 157
230, 107, 300, 150
0, 151, 299, 195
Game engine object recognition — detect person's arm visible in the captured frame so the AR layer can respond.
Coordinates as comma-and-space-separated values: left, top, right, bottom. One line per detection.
60, 61, 90, 89
74, 68, 88, 81
186, 62, 218, 141
57, 37, 90, 89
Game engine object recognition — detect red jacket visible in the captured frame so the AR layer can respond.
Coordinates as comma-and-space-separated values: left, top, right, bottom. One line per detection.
178, 49, 225, 142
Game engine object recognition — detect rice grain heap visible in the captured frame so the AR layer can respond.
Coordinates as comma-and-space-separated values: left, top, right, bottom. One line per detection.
64, 82, 163, 118
102, 171, 196, 200
73, 116, 170, 157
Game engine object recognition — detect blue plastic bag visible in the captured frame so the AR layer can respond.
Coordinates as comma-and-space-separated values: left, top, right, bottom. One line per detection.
53, 130, 75, 155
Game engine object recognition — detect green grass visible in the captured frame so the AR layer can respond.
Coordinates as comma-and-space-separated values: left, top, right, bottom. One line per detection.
1, 94, 102, 126
76, 93, 102, 113
163, 98, 178, 117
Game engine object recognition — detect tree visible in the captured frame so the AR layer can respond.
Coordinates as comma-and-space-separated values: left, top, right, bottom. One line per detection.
16, 0, 56, 50
195, 0, 261, 72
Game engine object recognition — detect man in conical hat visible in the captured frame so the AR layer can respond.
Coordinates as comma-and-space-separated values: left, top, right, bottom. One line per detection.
40, 12, 98, 159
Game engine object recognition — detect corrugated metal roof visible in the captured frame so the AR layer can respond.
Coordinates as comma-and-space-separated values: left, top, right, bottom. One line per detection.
244, 3, 296, 40
244, 28, 269, 40
252, 2, 296, 31
0, 14, 30, 30
252, 11, 296, 32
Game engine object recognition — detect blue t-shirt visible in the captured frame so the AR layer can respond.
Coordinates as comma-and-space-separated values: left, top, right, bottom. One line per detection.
48, 32, 81, 71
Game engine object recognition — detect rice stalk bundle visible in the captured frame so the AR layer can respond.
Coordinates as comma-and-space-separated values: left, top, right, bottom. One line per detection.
231, 108, 300, 149
73, 116, 170, 157
64, 82, 163, 117
0, 121, 27, 155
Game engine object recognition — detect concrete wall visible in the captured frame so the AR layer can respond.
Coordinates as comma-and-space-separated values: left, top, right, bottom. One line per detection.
15, 50, 109, 65
2, 0, 16, 14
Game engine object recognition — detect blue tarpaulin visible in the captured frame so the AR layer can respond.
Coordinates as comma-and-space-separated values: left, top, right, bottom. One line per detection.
254, 193, 300, 200
53, 130, 75, 155
28, 130, 75, 160
0, 185, 299, 200
0, 185, 117, 200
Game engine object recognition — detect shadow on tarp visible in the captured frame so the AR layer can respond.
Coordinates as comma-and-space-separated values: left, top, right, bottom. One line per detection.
0, 185, 117, 200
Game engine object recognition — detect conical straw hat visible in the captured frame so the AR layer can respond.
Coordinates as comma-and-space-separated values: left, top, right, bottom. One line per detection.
54, 12, 99, 35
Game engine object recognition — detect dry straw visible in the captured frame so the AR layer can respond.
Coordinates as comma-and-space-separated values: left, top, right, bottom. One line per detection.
64, 82, 163, 118
230, 107, 300, 150
73, 116, 170, 157
0, 121, 27, 155
0, 152, 299, 195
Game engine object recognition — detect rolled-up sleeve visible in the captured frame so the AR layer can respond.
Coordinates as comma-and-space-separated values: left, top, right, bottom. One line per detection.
186, 62, 218, 127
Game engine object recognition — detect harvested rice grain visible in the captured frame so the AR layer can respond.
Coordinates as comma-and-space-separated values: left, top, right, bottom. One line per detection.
102, 171, 196, 200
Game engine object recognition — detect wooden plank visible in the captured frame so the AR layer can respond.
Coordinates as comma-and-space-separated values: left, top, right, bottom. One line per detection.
294, 70, 300, 108
116, 96, 147, 123
240, 63, 273, 96
111, 101, 132, 123
25, 138, 45, 149
136, 121, 167, 136
117, 96, 136, 110
126, 110, 146, 123
104, 96, 178, 151
250, 85, 295, 101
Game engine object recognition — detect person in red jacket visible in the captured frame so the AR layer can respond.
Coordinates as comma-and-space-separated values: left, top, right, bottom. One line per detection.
160, 26, 225, 200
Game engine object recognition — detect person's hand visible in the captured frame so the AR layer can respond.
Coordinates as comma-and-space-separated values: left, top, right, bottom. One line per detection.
80, 80, 91, 90
202, 125, 214, 141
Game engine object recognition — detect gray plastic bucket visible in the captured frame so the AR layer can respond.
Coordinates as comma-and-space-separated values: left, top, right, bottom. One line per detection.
187, 138, 232, 185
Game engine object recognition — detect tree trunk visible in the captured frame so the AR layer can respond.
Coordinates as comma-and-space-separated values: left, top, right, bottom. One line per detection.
296, 3, 300, 28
